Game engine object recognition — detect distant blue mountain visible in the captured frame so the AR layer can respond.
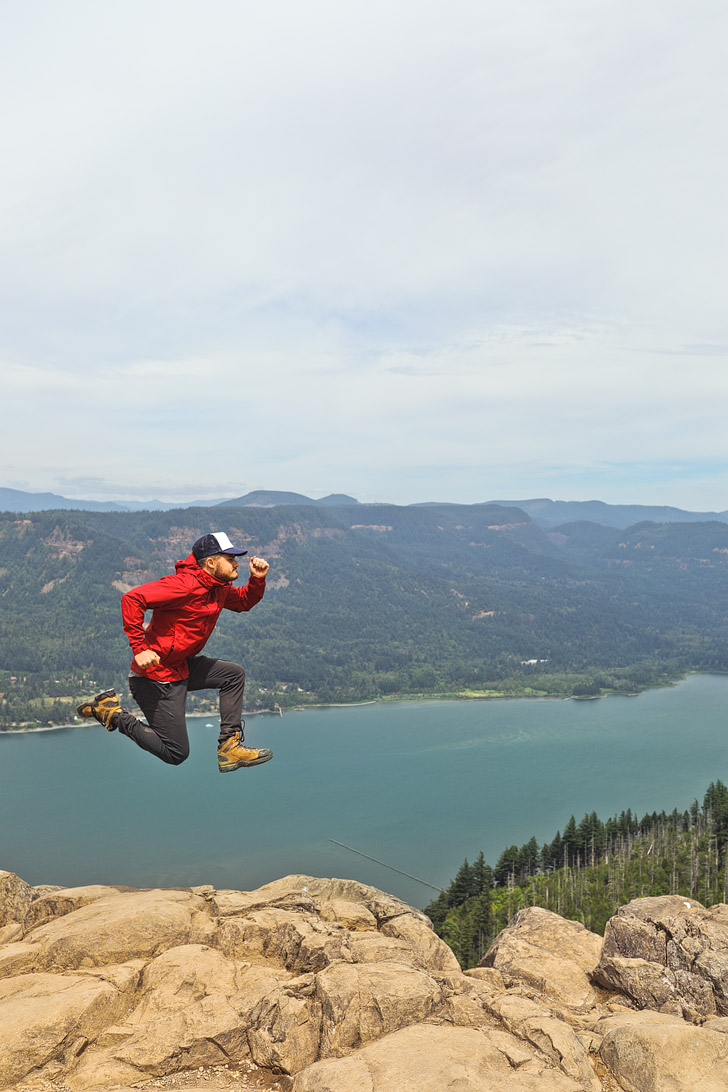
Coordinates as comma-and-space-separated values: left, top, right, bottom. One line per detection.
3, 486, 726, 529
0, 487, 130, 513
0, 487, 230, 513
216, 490, 359, 508
0, 486, 360, 514
489, 499, 728, 530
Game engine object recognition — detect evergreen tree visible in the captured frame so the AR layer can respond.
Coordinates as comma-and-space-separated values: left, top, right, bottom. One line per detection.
447, 859, 476, 905
429, 784, 728, 970
472, 851, 493, 895
518, 837, 540, 878
494, 845, 520, 886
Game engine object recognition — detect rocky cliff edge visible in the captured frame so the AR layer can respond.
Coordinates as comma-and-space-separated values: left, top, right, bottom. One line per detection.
3, 869, 728, 1092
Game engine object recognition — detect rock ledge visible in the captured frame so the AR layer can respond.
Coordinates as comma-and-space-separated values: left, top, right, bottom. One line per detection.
3, 870, 728, 1092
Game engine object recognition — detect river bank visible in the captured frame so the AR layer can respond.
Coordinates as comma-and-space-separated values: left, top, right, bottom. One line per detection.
0, 675, 692, 734
0, 704, 284, 734
4, 657, 709, 733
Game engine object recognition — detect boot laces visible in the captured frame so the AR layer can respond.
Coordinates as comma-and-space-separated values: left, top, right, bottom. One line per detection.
228, 721, 246, 748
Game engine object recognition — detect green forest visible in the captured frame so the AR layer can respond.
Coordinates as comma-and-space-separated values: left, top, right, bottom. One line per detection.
2, 501, 728, 726
424, 780, 728, 969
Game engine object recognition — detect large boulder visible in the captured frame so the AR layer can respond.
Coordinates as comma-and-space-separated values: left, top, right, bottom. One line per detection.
23, 888, 215, 971
379, 912, 461, 973
317, 898, 378, 931
245, 972, 324, 1074
247, 960, 447, 1074
441, 969, 507, 1027
486, 992, 601, 1091
211, 877, 458, 977
594, 895, 728, 1020
244, 875, 432, 927
214, 907, 354, 972
315, 960, 445, 1059
480, 906, 604, 1008
594, 954, 715, 1018
0, 970, 131, 1089
69, 944, 290, 1089
598, 1011, 728, 1092
23, 884, 123, 932
291, 1024, 585, 1092
0, 939, 39, 978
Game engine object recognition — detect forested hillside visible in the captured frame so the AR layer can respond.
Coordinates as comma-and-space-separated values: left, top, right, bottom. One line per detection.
2, 501, 728, 725
426, 781, 728, 969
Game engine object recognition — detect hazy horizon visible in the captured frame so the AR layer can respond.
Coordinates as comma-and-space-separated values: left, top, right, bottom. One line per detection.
4, 481, 728, 514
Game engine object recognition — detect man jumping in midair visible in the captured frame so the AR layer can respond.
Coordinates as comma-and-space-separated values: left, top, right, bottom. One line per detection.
77, 532, 273, 773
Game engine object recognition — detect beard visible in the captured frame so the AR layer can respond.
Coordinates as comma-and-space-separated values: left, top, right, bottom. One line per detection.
211, 557, 238, 582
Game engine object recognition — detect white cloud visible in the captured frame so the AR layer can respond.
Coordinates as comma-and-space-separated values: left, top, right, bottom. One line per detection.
0, 0, 726, 506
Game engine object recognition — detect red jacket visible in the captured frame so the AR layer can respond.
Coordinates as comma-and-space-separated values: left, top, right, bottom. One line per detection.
121, 553, 266, 682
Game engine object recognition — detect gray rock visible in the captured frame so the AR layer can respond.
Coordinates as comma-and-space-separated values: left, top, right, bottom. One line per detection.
593, 954, 716, 1019
595, 895, 728, 1019
0, 870, 32, 929
213, 906, 354, 972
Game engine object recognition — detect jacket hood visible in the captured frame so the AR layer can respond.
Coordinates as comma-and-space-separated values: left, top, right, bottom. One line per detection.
175, 552, 226, 588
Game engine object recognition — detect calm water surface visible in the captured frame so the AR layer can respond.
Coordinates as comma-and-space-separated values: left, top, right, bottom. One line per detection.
1, 674, 727, 909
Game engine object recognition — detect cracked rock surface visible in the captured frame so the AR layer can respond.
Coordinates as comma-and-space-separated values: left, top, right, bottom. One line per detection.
593, 896, 728, 1021
4, 870, 728, 1091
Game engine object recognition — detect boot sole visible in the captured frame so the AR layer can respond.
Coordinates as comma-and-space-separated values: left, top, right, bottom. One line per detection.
77, 688, 117, 713
76, 689, 119, 730
218, 752, 274, 772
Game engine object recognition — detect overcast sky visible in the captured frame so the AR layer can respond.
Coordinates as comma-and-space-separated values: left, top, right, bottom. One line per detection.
1, 0, 726, 507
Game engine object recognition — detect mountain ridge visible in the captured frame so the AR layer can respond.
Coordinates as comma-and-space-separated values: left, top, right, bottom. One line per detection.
4, 485, 728, 530
216, 489, 359, 508
3, 501, 728, 726
490, 497, 728, 528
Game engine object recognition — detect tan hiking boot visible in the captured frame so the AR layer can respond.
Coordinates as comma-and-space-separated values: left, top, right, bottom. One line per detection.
76, 689, 121, 731
218, 730, 273, 772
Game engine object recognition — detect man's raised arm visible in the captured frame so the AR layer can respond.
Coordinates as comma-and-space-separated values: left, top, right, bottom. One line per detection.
224, 556, 269, 612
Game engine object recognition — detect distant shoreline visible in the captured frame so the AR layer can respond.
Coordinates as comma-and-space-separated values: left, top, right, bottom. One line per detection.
0, 703, 288, 735
0, 678, 696, 736
0, 699, 383, 734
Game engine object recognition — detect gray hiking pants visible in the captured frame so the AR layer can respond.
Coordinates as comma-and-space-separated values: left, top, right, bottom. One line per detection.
116, 656, 246, 765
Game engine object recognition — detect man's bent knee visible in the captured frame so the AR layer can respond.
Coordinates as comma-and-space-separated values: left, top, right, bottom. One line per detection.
221, 662, 245, 686
162, 743, 190, 766
144, 725, 190, 766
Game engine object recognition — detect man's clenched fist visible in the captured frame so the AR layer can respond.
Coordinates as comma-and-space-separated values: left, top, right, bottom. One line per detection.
249, 556, 269, 578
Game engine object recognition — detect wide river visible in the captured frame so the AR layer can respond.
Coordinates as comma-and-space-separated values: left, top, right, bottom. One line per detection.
1, 674, 727, 909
